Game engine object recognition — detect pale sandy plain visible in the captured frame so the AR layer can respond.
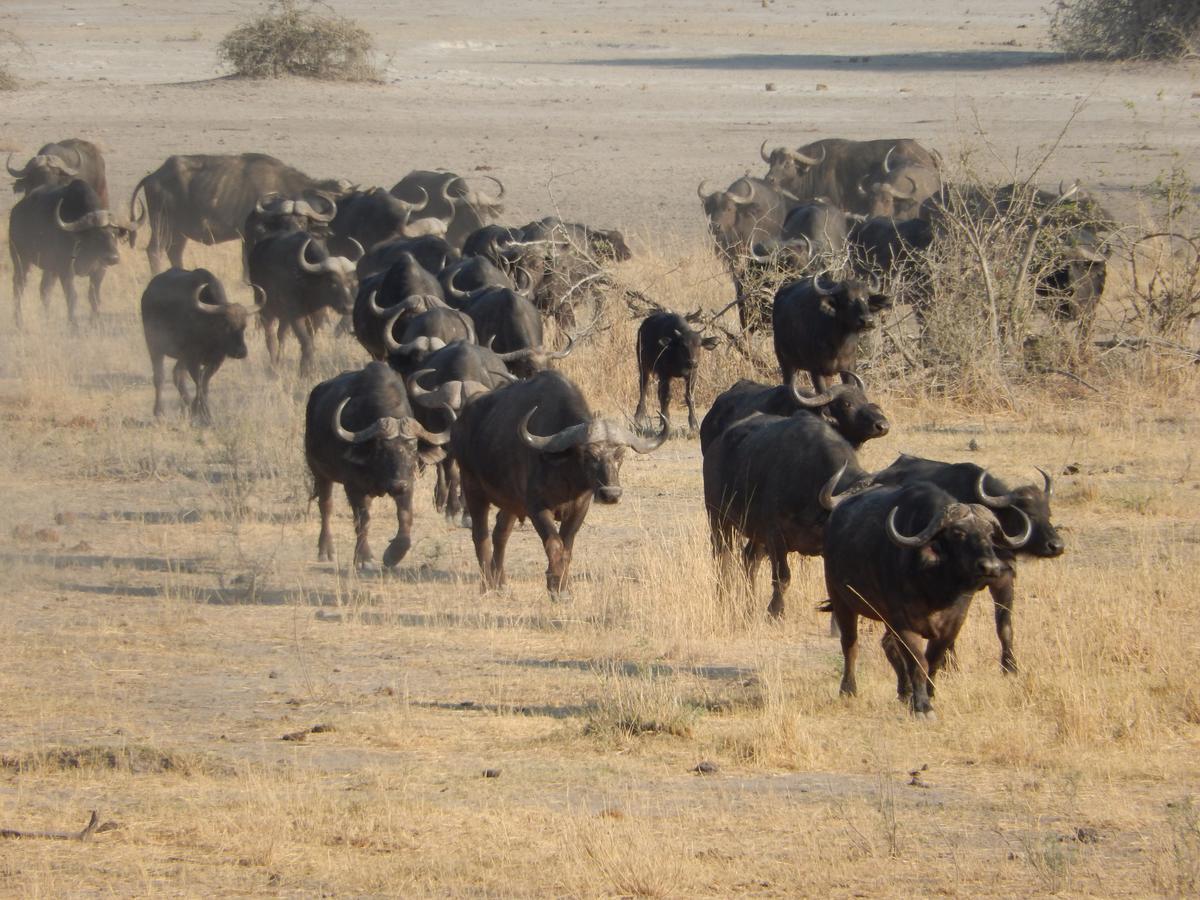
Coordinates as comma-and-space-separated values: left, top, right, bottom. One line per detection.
0, 1, 1199, 896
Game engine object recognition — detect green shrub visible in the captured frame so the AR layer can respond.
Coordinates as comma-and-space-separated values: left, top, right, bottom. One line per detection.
217, 0, 378, 81
1050, 0, 1200, 60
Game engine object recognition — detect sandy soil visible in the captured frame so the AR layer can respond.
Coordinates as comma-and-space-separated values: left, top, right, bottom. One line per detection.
0, 2, 1199, 896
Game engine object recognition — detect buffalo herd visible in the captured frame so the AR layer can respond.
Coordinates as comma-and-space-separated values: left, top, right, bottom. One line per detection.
5, 134, 1078, 719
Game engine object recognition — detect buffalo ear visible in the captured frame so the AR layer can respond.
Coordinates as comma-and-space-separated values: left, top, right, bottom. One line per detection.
917, 544, 940, 568
701, 335, 720, 351
819, 297, 837, 317
868, 293, 893, 311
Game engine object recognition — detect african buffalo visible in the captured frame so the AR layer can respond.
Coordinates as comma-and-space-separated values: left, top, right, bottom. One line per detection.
327, 187, 448, 258
773, 274, 891, 392
463, 287, 572, 378
634, 311, 719, 433
247, 232, 357, 374
383, 306, 477, 372
870, 455, 1063, 673
131, 152, 352, 273
305, 362, 451, 570
390, 170, 505, 250
760, 137, 939, 217
357, 234, 458, 280
353, 251, 447, 359
240, 192, 337, 280
703, 412, 868, 618
452, 370, 666, 598
141, 268, 249, 422
699, 373, 889, 454
821, 476, 1031, 717
440, 256, 517, 307
8, 139, 108, 206
8, 179, 139, 328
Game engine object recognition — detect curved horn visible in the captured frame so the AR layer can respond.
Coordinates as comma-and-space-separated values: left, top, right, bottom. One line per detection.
6, 152, 28, 178
728, 179, 756, 206
518, 407, 589, 452
788, 382, 837, 409
857, 174, 871, 198
882, 146, 896, 174
885, 504, 946, 548
882, 175, 918, 201
1037, 466, 1053, 498
53, 198, 89, 233
397, 415, 453, 446
697, 180, 716, 201
62, 144, 83, 171
867, 272, 883, 294
366, 289, 399, 318
394, 185, 429, 215
622, 413, 669, 454
131, 195, 147, 229
492, 346, 539, 364
975, 469, 1013, 509
302, 191, 337, 222
819, 463, 851, 511
193, 280, 225, 314
444, 267, 471, 301
407, 369, 455, 409
382, 309, 405, 353
759, 139, 773, 163
547, 332, 576, 361
466, 175, 505, 206
332, 397, 391, 444
841, 370, 866, 391
297, 237, 324, 274
347, 237, 365, 263
788, 145, 825, 167
991, 505, 1033, 549
812, 270, 835, 296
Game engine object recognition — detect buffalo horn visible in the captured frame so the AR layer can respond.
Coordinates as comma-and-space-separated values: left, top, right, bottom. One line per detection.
366, 289, 399, 318
974, 469, 1013, 509
465, 175, 505, 207
193, 281, 225, 314
622, 413, 668, 453
788, 382, 837, 409
444, 268, 471, 301
812, 270, 836, 296
1037, 466, 1054, 498
519, 407, 590, 453
987, 505, 1033, 549
395, 185, 429, 215
53, 199, 92, 233
697, 179, 716, 201
788, 145, 825, 167
5, 152, 27, 177
818, 463, 851, 511
885, 503, 955, 547
347, 237, 365, 263
760, 139, 773, 162
882, 145, 896, 174
397, 415, 453, 445
841, 370, 866, 391
297, 237, 324, 274
728, 179, 756, 206
332, 397, 398, 444
547, 332, 576, 361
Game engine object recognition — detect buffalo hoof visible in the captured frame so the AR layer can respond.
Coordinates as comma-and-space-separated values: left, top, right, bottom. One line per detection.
382, 541, 410, 569
459, 514, 472, 529
912, 709, 938, 723
357, 561, 381, 576
548, 587, 573, 603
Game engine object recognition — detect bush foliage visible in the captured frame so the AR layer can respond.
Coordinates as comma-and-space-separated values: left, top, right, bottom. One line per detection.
1050, 0, 1199, 60
217, 0, 377, 81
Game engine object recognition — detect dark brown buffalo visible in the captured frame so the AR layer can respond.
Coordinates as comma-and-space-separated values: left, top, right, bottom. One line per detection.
634, 311, 718, 433
760, 137, 939, 218
305, 362, 451, 570
390, 170, 505, 250
699, 373, 889, 454
383, 306, 477, 372
8, 139, 108, 206
141, 268, 249, 423
451, 370, 665, 598
131, 152, 352, 273
357, 234, 458, 280
247, 232, 357, 374
440, 256, 517, 307
8, 179, 139, 328
240, 192, 337, 279
328, 187, 448, 258
870, 455, 1063, 672
703, 412, 868, 618
462, 287, 573, 378
406, 341, 517, 523
772, 274, 891, 392
353, 251, 447, 360
821, 477, 1031, 718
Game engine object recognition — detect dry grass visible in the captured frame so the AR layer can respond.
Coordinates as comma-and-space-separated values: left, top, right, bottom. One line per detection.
0, 226, 1197, 895
1050, 0, 1200, 60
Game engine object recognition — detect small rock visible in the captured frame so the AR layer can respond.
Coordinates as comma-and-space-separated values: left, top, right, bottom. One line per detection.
281, 730, 308, 742
34, 528, 61, 543
815, 83, 828, 91
764, 82, 776, 92
267, 671, 279, 679
482, 768, 501, 778
1064, 463, 1081, 475
1073, 826, 1101, 844
70, 541, 92, 552
692, 760, 720, 775
967, 438, 981, 451
54, 512, 78, 526
310, 723, 336, 734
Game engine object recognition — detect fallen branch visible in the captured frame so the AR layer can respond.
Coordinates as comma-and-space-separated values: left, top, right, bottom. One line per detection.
1095, 336, 1200, 362
1047, 368, 1101, 393
0, 810, 100, 841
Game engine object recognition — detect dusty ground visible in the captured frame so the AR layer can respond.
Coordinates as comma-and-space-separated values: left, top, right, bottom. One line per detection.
1, 1, 1199, 897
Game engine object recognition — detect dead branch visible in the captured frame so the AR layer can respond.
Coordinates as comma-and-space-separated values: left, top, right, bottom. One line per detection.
0, 810, 100, 841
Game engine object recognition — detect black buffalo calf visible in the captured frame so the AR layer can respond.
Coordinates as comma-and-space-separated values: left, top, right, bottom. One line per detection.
634, 311, 719, 433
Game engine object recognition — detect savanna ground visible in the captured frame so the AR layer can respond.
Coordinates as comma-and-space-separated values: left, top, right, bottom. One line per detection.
1, 1, 1199, 896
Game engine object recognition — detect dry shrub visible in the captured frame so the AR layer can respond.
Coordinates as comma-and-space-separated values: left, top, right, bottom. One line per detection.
217, 0, 377, 82
0, 28, 26, 90
1050, 0, 1200, 60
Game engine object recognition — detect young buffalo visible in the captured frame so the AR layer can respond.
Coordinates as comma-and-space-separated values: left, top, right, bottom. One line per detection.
141, 268, 248, 423
634, 311, 719, 433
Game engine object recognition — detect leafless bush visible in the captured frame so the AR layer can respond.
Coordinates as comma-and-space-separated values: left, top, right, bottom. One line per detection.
217, 0, 378, 81
1050, 0, 1199, 60
1123, 164, 1200, 341
0, 29, 27, 90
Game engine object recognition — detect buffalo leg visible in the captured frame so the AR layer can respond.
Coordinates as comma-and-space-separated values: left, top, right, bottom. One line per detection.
881, 631, 914, 702
708, 510, 737, 596
87, 269, 105, 321
924, 637, 956, 699
166, 232, 186, 271
531, 507, 570, 599
315, 476, 335, 562
60, 273, 80, 330
488, 509, 518, 587
831, 600, 860, 697
633, 358, 651, 424
684, 371, 700, 433
193, 358, 222, 424
656, 375, 672, 432
809, 370, 831, 393
445, 460, 467, 525
553, 500, 590, 599
382, 489, 413, 568
896, 629, 934, 716
346, 489, 373, 567
145, 224, 169, 274
290, 317, 316, 376
172, 360, 193, 413
433, 462, 449, 514
766, 543, 791, 619
39, 269, 56, 311
990, 574, 1018, 673
463, 478, 497, 589
10, 251, 29, 328
262, 316, 280, 367
150, 351, 167, 418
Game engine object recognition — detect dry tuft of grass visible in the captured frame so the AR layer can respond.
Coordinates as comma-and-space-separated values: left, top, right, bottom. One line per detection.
1050, 0, 1200, 60
217, 0, 378, 82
